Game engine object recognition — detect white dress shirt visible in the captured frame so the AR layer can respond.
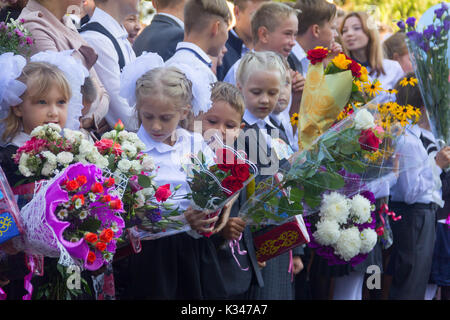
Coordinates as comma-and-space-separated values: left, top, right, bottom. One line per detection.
390, 125, 443, 207
223, 56, 241, 86
11, 132, 30, 148
81, 8, 138, 132
291, 40, 309, 78
157, 12, 184, 29
137, 125, 215, 239
368, 59, 405, 104
243, 109, 277, 148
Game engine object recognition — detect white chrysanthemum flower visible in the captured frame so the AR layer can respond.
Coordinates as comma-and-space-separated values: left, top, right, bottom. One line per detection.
141, 156, 155, 172
135, 141, 146, 152
88, 192, 97, 202
354, 109, 375, 130
41, 162, 56, 176
57, 151, 74, 165
103, 252, 113, 262
41, 151, 57, 165
64, 129, 84, 143
18, 154, 33, 177
334, 227, 362, 261
111, 222, 119, 233
122, 141, 137, 157
349, 194, 372, 224
320, 192, 350, 224
74, 154, 88, 164
130, 159, 142, 172
101, 131, 115, 140
313, 219, 341, 246
30, 125, 45, 137
57, 209, 69, 220
118, 131, 129, 141
126, 132, 139, 143
118, 159, 131, 172
79, 210, 89, 220
79, 139, 94, 155
360, 228, 378, 254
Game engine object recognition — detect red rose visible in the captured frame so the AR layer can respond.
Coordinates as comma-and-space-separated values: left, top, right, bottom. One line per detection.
155, 184, 172, 202
231, 163, 250, 182
109, 199, 122, 210
87, 251, 96, 264
76, 175, 87, 186
215, 148, 237, 172
359, 129, 380, 151
100, 195, 112, 203
95, 242, 107, 252
114, 119, 124, 132
91, 182, 104, 194
221, 176, 243, 196
307, 47, 330, 65
65, 180, 80, 192
349, 60, 362, 78
105, 177, 115, 188
84, 232, 98, 243
99, 229, 114, 243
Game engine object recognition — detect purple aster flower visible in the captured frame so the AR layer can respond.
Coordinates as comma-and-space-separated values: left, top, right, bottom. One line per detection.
406, 17, 416, 28
435, 7, 447, 19
397, 20, 406, 30
407, 30, 422, 44
435, 25, 443, 38
423, 25, 435, 40
147, 208, 162, 223
14, 28, 23, 37
444, 18, 450, 32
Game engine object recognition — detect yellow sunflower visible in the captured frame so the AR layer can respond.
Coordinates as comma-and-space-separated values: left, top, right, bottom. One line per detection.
332, 53, 352, 70
399, 76, 418, 87
290, 113, 299, 126
363, 80, 383, 97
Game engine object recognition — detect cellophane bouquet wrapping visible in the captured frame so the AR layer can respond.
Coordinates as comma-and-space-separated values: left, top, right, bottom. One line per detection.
184, 140, 258, 237
398, 4, 450, 145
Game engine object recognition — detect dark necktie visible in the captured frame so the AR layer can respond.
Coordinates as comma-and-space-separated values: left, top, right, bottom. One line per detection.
287, 54, 303, 75
420, 133, 438, 154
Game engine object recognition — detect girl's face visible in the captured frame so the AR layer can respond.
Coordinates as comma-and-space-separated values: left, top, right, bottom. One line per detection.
341, 16, 369, 53
138, 94, 189, 146
198, 100, 243, 146
273, 74, 292, 114
13, 82, 69, 134
239, 69, 281, 119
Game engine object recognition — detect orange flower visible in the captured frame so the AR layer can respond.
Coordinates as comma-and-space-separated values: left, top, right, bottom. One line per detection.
109, 199, 122, 210
114, 119, 125, 131
100, 195, 112, 203
99, 229, 114, 243
65, 180, 80, 192
76, 175, 87, 186
84, 232, 98, 243
95, 242, 107, 252
91, 182, 104, 194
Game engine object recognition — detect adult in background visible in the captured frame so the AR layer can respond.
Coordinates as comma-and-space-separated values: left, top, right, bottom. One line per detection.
0, 0, 27, 22
133, 0, 185, 60
18, 0, 110, 136
123, 13, 141, 45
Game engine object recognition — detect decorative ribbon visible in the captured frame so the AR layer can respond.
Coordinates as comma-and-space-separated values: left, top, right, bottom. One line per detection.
376, 204, 402, 236
23, 254, 35, 300
0, 288, 6, 300
288, 249, 294, 282
228, 233, 249, 271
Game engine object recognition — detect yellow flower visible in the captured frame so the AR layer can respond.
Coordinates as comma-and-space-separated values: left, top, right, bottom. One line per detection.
363, 80, 383, 97
290, 113, 299, 126
332, 53, 352, 70
380, 115, 392, 130
359, 66, 369, 83
395, 104, 416, 126
379, 102, 398, 115
385, 88, 398, 95
399, 76, 418, 87
353, 80, 363, 92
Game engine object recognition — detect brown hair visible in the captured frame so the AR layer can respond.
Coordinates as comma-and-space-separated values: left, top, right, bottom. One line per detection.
233, 0, 269, 11
294, 0, 337, 35
1, 62, 71, 142
184, 0, 232, 34
394, 72, 423, 109
81, 77, 97, 105
383, 32, 408, 60
251, 2, 297, 44
210, 82, 245, 118
340, 11, 385, 77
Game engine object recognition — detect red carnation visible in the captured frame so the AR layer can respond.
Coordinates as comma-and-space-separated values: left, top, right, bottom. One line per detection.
155, 184, 172, 202
65, 180, 80, 192
221, 176, 243, 196
358, 129, 381, 151
99, 229, 114, 243
231, 163, 250, 182
307, 47, 330, 65
95, 242, 107, 252
349, 60, 362, 78
91, 182, 104, 194
87, 251, 96, 264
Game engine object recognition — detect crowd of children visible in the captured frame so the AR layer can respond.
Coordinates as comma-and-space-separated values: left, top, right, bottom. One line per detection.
0, 0, 449, 301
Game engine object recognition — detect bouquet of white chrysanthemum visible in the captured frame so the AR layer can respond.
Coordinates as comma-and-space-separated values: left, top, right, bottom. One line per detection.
307, 191, 378, 266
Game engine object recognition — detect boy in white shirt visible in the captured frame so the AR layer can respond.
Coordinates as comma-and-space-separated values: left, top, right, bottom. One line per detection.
80, 0, 139, 132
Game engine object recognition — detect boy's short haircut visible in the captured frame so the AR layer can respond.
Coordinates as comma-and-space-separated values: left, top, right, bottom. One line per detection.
294, 0, 337, 36
233, 0, 269, 11
184, 0, 232, 34
211, 82, 245, 118
81, 77, 98, 104
153, 0, 180, 9
251, 2, 298, 43
93, 0, 108, 4
394, 72, 424, 109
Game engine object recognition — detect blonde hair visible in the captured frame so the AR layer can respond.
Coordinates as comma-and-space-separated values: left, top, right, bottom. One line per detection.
294, 0, 337, 36
135, 66, 193, 129
184, 0, 232, 34
383, 32, 408, 60
236, 51, 287, 88
210, 82, 245, 118
1, 62, 71, 142
340, 11, 385, 77
251, 2, 297, 44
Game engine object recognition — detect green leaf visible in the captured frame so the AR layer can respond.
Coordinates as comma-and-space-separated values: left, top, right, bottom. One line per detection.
79, 217, 102, 233
290, 187, 304, 203
342, 159, 367, 174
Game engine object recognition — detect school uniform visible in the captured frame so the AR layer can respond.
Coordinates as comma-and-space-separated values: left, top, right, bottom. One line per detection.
217, 28, 250, 81
80, 7, 139, 132
133, 13, 184, 61
387, 125, 443, 300
289, 41, 309, 78
126, 126, 227, 299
